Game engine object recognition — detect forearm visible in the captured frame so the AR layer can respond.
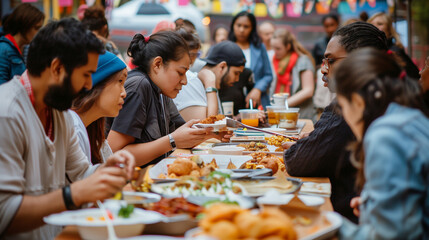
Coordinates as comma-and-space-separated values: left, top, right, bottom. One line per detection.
124, 136, 172, 166
5, 190, 66, 235
288, 88, 314, 107
206, 92, 218, 116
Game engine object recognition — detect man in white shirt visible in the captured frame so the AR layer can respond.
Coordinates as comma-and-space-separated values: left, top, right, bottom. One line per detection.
174, 41, 246, 121
0, 18, 135, 240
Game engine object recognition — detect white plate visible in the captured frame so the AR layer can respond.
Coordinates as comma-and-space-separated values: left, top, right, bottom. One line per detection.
123, 192, 161, 204
193, 120, 227, 132
149, 155, 252, 181
44, 208, 164, 227
300, 182, 332, 196
122, 236, 184, 240
185, 211, 342, 240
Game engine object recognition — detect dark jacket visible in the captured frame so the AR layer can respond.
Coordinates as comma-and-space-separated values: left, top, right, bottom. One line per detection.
388, 37, 420, 80
284, 101, 358, 223
0, 36, 25, 85
312, 36, 330, 67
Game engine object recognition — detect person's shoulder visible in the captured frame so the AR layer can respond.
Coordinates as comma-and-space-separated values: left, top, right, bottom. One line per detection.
125, 70, 151, 92
0, 78, 26, 118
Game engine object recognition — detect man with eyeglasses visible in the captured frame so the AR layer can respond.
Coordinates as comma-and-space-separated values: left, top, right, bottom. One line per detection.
282, 22, 389, 224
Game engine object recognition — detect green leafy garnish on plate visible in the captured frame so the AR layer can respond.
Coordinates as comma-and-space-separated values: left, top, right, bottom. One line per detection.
118, 204, 134, 218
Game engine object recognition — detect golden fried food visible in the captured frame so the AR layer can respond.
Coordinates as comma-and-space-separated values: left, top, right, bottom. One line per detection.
266, 135, 295, 147
167, 158, 193, 176
237, 142, 269, 152
200, 165, 215, 177
199, 204, 296, 240
208, 220, 239, 240
234, 211, 260, 237
209, 158, 219, 168
200, 114, 225, 124
227, 160, 237, 169
259, 158, 279, 174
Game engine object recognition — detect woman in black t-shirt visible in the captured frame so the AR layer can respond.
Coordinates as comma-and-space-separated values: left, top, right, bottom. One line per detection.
107, 31, 216, 167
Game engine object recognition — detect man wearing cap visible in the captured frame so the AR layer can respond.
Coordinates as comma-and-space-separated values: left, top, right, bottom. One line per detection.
0, 18, 135, 239
174, 40, 245, 121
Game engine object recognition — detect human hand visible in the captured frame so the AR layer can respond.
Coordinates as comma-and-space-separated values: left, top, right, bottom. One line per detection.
299, 132, 310, 139
71, 166, 128, 206
172, 119, 217, 148
245, 89, 261, 108
217, 130, 233, 143
103, 150, 135, 181
198, 69, 217, 88
257, 110, 266, 123
281, 141, 296, 150
350, 196, 362, 217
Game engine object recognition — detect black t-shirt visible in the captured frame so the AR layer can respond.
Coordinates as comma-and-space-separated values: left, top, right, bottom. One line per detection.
107, 70, 185, 166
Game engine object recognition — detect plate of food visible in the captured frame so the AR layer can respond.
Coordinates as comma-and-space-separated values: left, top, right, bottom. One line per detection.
193, 115, 228, 132
150, 171, 247, 198
149, 155, 252, 181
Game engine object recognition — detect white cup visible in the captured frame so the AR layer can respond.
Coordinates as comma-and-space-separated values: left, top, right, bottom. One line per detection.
222, 101, 234, 117
272, 93, 289, 106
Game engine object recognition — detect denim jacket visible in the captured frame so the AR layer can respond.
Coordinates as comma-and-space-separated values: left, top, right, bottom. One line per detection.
0, 36, 25, 85
250, 43, 273, 108
340, 103, 429, 239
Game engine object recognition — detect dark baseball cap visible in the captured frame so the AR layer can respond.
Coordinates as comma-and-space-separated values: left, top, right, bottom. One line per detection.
202, 41, 246, 67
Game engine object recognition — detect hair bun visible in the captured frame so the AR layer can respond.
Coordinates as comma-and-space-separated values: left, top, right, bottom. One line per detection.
127, 33, 147, 58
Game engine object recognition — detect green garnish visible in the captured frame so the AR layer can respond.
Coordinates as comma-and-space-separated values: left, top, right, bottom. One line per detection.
118, 204, 134, 218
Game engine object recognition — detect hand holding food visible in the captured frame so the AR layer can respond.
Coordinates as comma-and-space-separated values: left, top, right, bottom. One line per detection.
103, 149, 136, 180
172, 119, 216, 149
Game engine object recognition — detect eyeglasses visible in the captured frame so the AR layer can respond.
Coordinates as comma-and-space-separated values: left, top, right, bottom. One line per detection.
322, 56, 347, 70
190, 50, 202, 58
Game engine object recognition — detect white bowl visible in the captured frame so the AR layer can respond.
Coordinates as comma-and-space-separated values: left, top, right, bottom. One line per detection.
210, 146, 245, 155
262, 127, 287, 136
44, 208, 164, 240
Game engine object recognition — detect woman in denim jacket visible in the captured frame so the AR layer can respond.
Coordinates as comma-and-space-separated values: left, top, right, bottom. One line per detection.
335, 48, 429, 239
0, 3, 44, 84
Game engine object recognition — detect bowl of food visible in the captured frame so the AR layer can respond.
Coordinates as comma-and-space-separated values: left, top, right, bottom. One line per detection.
44, 207, 164, 240
210, 146, 245, 155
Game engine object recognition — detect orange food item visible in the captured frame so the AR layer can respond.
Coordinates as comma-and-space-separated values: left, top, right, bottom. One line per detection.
241, 118, 259, 127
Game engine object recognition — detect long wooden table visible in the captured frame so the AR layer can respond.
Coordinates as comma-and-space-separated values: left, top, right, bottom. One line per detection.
56, 119, 333, 239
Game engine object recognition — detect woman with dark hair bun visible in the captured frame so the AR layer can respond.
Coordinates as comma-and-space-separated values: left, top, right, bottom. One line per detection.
227, 11, 273, 109
0, 3, 44, 84
336, 48, 429, 239
107, 31, 215, 167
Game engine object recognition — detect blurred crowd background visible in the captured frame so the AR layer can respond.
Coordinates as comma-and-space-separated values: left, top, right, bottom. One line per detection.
1, 0, 427, 70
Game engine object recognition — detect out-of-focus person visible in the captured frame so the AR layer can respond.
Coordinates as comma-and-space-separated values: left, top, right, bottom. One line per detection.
258, 21, 276, 60
420, 56, 429, 107
0, 3, 44, 84
0, 18, 135, 240
270, 29, 316, 121
174, 40, 245, 121
284, 22, 390, 224
312, 13, 339, 68
107, 31, 217, 167
337, 48, 429, 240
71, 51, 127, 165
212, 26, 228, 44
228, 11, 273, 109
81, 6, 122, 59
368, 12, 420, 80
175, 18, 196, 33
152, 20, 176, 34
77, 4, 88, 21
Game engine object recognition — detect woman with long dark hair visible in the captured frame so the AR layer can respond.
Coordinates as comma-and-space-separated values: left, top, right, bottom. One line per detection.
71, 51, 127, 165
0, 3, 44, 84
335, 48, 429, 239
227, 11, 273, 109
107, 31, 215, 167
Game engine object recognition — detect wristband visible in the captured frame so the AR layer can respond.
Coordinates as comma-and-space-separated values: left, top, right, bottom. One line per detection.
168, 134, 177, 151
62, 185, 78, 210
205, 87, 218, 93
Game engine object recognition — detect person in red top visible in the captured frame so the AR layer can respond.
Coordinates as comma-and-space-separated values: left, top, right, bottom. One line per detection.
0, 3, 44, 84
270, 28, 316, 120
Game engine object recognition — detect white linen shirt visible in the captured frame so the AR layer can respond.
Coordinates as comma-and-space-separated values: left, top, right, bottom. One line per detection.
0, 77, 98, 240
